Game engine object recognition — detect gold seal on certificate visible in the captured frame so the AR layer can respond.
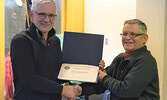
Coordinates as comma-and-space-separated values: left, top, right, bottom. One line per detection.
58, 63, 99, 83
64, 66, 70, 70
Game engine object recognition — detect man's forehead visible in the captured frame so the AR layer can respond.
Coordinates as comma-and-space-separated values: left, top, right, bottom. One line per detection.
34, 2, 56, 12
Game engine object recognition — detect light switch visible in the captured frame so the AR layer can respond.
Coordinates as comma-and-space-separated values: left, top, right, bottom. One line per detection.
105, 38, 108, 45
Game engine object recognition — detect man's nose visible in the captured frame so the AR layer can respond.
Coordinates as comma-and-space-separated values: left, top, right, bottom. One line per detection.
125, 34, 131, 39
43, 16, 50, 21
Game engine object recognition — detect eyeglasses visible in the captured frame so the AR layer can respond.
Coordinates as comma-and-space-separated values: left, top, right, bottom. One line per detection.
34, 11, 57, 20
120, 32, 145, 38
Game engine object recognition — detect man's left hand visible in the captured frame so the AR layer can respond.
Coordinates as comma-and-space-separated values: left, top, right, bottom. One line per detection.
98, 70, 107, 81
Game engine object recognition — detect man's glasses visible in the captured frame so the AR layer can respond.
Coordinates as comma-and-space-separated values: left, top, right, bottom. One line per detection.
120, 32, 145, 38
34, 11, 57, 20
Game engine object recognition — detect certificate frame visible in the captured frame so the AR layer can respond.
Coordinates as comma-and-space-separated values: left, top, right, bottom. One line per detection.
58, 32, 104, 83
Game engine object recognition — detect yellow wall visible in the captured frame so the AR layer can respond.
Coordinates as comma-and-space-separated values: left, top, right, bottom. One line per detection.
61, 0, 84, 34
0, 0, 5, 100
61, 0, 65, 34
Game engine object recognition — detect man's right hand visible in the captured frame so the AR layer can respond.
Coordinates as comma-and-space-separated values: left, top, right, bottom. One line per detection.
62, 85, 82, 99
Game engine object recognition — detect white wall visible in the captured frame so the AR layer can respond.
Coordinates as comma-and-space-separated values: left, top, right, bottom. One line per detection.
164, 0, 167, 99
84, 0, 136, 66
136, 0, 166, 99
85, 0, 166, 99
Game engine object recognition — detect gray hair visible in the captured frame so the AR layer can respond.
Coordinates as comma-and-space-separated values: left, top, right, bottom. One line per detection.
31, 0, 56, 11
124, 19, 147, 34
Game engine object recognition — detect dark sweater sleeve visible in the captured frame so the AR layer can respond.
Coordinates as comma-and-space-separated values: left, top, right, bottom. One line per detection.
101, 56, 157, 98
10, 34, 63, 95
81, 82, 106, 95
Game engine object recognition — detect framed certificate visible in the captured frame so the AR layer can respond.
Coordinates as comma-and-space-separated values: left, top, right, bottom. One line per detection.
58, 32, 104, 83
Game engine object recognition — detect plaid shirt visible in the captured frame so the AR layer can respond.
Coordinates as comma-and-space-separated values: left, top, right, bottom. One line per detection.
5, 52, 14, 100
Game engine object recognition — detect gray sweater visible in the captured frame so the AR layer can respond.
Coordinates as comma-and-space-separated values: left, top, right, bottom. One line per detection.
81, 46, 159, 100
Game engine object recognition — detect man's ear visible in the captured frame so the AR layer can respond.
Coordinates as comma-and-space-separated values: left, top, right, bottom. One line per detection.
143, 34, 148, 44
29, 11, 33, 21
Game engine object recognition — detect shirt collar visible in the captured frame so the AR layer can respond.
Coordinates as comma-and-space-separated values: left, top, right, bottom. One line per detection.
124, 46, 147, 60
27, 23, 56, 46
117, 46, 147, 61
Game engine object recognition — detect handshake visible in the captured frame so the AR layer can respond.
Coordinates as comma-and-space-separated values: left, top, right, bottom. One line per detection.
61, 60, 106, 100
62, 85, 82, 100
